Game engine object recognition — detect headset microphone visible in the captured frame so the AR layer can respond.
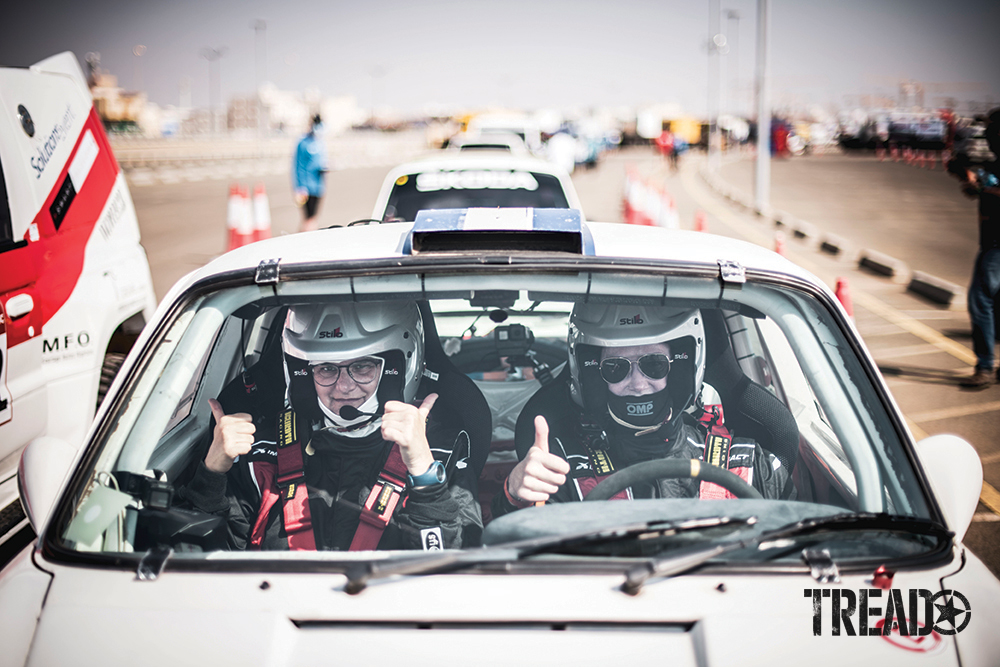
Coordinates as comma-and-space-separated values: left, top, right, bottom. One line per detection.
339, 405, 378, 420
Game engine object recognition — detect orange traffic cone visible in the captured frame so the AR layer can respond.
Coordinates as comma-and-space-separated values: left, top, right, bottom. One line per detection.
774, 230, 786, 256
835, 277, 854, 318
235, 185, 255, 248
252, 182, 272, 241
694, 210, 707, 232
226, 183, 243, 251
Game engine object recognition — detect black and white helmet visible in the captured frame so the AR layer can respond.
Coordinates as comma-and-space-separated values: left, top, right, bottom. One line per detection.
282, 301, 424, 417
567, 303, 705, 420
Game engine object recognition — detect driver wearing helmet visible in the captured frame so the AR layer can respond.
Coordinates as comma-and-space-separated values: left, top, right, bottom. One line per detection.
181, 301, 483, 551
492, 304, 789, 517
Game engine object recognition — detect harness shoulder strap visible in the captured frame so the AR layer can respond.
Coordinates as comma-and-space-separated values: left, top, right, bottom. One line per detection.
696, 404, 754, 500
574, 423, 630, 501
349, 444, 409, 551
250, 408, 316, 550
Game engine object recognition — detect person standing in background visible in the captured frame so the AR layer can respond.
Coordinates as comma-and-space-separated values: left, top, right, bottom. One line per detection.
951, 108, 1000, 388
293, 114, 328, 232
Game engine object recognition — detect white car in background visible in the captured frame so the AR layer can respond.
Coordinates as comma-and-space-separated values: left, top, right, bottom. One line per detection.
447, 131, 529, 155
466, 112, 543, 155
371, 152, 583, 223
2, 207, 999, 665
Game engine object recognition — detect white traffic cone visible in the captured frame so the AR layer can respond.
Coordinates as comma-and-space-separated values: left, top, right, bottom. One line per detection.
252, 182, 272, 241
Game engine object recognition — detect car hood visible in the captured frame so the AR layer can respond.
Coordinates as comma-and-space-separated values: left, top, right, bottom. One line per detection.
23, 564, 982, 666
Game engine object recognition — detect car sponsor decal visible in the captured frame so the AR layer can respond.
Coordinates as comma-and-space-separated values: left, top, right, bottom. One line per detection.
420, 526, 443, 551
414, 170, 539, 192
3, 108, 119, 349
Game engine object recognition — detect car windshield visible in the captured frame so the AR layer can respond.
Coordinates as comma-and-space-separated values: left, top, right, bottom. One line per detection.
382, 171, 570, 222
50, 265, 938, 569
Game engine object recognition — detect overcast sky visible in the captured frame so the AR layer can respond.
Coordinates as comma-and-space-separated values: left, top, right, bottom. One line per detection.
2, 0, 998, 116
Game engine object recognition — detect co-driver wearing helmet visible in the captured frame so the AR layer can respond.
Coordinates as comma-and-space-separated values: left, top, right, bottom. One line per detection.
492, 304, 789, 517
181, 301, 483, 551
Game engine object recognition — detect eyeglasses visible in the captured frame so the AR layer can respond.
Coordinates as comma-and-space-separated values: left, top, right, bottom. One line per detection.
599, 354, 671, 384
310, 359, 382, 386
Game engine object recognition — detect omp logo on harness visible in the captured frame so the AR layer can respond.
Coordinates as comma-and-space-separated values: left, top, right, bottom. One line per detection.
618, 314, 644, 325
626, 401, 654, 415
318, 328, 343, 339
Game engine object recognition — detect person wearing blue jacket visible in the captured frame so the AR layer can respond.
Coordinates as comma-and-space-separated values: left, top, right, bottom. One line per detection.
293, 114, 329, 232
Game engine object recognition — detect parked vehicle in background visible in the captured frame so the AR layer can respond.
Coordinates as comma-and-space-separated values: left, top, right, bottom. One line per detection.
0, 52, 156, 548
466, 112, 543, 155
371, 152, 583, 222
446, 131, 529, 155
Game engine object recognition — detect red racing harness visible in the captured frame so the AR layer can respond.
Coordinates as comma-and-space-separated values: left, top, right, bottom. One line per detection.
572, 405, 753, 501
249, 408, 410, 551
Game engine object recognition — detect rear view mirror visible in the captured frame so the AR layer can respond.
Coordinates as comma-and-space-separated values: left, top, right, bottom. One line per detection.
915, 434, 982, 542
18, 436, 77, 533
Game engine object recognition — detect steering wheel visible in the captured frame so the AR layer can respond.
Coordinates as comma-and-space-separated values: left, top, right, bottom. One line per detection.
584, 458, 763, 501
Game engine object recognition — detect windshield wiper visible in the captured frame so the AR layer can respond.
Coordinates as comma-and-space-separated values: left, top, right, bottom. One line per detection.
343, 515, 755, 594
620, 513, 952, 595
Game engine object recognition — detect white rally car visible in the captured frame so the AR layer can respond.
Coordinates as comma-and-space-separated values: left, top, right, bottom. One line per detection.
2, 209, 998, 666
371, 152, 582, 222
0, 53, 156, 546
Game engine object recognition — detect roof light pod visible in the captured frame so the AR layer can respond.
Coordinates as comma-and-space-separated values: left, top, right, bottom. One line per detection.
404, 208, 594, 255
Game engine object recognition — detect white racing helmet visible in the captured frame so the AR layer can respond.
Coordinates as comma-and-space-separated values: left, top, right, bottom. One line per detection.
567, 303, 705, 427
282, 301, 425, 418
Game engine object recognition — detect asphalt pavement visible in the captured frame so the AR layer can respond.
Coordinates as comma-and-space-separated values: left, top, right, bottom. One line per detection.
125, 144, 1000, 576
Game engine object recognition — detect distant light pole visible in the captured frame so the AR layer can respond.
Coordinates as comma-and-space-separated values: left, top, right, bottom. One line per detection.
132, 44, 146, 92
753, 0, 772, 215
200, 46, 228, 135
707, 0, 726, 169
251, 19, 266, 138
726, 10, 741, 117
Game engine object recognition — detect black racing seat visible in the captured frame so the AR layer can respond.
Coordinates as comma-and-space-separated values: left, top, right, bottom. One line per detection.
701, 309, 799, 475
415, 301, 492, 479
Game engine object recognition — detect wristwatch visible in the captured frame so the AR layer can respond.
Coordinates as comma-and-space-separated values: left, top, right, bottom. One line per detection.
407, 460, 446, 488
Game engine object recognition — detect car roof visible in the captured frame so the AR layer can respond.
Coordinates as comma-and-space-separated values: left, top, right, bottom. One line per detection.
169, 219, 826, 304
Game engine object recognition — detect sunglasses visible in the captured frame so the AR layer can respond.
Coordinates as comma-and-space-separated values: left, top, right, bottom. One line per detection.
599, 353, 671, 384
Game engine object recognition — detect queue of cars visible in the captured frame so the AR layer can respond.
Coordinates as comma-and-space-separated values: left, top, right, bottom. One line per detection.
2, 54, 1000, 667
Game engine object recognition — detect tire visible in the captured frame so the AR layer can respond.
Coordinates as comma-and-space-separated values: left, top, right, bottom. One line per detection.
97, 352, 127, 409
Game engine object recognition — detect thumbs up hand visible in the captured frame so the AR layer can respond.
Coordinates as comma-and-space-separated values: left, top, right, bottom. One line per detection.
505, 416, 570, 505
205, 398, 256, 474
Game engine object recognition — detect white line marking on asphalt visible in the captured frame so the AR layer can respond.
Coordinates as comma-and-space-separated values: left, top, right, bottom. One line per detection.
682, 163, 999, 517
972, 512, 1000, 522
907, 401, 1000, 424
871, 344, 942, 360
